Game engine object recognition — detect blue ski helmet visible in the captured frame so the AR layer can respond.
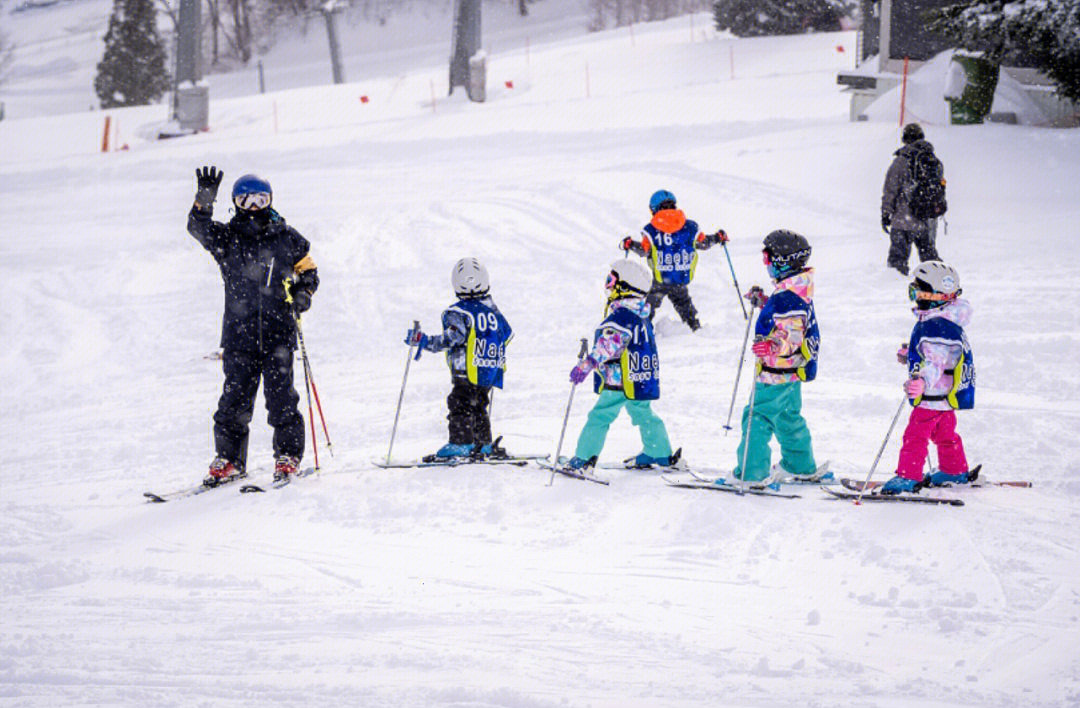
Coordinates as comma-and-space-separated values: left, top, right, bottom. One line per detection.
232, 174, 272, 209
649, 189, 676, 214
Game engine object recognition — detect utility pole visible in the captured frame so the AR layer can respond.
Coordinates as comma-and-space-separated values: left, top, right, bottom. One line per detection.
321, 0, 346, 85
173, 0, 208, 132
449, 0, 484, 101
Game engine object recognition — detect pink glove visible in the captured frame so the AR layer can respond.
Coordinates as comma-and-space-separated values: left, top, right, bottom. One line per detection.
745, 286, 767, 308
896, 343, 909, 364
569, 358, 594, 384
751, 339, 777, 357
904, 377, 925, 398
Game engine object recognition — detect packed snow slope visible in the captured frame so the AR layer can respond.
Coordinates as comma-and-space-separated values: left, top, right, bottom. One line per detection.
3, 15, 1080, 708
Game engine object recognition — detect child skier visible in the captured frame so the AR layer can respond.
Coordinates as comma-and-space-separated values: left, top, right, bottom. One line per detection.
881, 261, 975, 495
187, 166, 319, 486
620, 189, 728, 332
404, 258, 513, 460
731, 230, 821, 488
565, 260, 678, 470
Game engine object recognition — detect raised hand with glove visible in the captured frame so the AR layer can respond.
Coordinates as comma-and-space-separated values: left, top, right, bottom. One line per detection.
620, 236, 648, 255
744, 285, 768, 309
896, 343, 909, 364
195, 166, 223, 209
694, 229, 729, 250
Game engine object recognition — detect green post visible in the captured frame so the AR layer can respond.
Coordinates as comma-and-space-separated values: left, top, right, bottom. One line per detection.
945, 52, 999, 125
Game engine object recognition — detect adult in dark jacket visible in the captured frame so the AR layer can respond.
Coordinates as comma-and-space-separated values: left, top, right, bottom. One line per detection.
187, 166, 319, 486
881, 124, 941, 275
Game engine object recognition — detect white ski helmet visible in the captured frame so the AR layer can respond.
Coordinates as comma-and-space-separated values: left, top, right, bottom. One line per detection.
452, 257, 490, 297
911, 260, 960, 295
607, 260, 653, 298
910, 260, 961, 310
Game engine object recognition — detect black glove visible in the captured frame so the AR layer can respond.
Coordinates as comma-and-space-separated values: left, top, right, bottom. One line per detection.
712, 229, 729, 245
745, 286, 768, 309
881, 210, 892, 235
195, 166, 223, 208
291, 289, 312, 314
620, 236, 635, 251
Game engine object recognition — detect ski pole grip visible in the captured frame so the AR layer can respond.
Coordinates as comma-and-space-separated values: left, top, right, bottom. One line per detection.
577, 337, 588, 360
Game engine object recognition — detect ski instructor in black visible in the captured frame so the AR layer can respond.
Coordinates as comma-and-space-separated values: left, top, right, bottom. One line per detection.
187, 166, 319, 487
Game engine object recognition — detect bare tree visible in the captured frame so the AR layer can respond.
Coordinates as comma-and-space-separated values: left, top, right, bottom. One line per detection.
589, 0, 707, 30
0, 0, 15, 86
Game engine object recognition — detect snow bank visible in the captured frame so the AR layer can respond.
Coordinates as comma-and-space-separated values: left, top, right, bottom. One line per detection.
864, 49, 1050, 126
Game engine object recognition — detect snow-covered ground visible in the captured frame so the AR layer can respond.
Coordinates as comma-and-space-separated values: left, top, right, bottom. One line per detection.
2, 8, 1080, 707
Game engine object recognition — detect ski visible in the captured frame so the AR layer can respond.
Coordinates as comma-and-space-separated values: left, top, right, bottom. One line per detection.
373, 453, 546, 469
774, 461, 834, 485
536, 459, 610, 486
833, 479, 1028, 489
661, 471, 801, 498
598, 448, 687, 472
144, 472, 248, 503
840, 474, 1029, 492
821, 484, 964, 506
239, 466, 318, 493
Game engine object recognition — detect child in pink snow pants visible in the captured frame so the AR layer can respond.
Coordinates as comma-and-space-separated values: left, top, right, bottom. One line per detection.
882, 261, 976, 495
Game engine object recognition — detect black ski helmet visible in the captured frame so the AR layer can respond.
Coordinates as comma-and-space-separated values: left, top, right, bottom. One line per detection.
902, 123, 925, 144
762, 230, 811, 279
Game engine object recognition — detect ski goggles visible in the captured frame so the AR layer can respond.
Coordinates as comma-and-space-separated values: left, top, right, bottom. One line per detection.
908, 283, 958, 303
234, 192, 271, 211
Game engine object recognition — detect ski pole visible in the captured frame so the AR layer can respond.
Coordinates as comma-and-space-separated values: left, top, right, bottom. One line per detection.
298, 337, 320, 472
721, 241, 748, 320
735, 351, 761, 496
284, 279, 324, 470
723, 302, 758, 434
548, 338, 589, 487
853, 392, 910, 505
294, 313, 333, 457
387, 320, 420, 466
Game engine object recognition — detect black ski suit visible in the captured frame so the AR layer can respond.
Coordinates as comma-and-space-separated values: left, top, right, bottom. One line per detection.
188, 205, 319, 470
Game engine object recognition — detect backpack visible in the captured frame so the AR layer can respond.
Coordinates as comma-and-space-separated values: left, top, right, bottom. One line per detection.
905, 148, 947, 220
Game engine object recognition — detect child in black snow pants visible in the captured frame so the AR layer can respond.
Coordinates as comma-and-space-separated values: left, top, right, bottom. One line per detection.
404, 258, 513, 460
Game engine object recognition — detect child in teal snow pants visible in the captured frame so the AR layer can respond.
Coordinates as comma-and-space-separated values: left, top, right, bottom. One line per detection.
734, 381, 815, 482
566, 261, 676, 470
574, 390, 672, 463
733, 230, 821, 486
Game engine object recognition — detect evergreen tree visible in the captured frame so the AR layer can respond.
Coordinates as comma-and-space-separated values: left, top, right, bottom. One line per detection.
94, 0, 170, 108
713, 0, 844, 37
929, 0, 1080, 102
